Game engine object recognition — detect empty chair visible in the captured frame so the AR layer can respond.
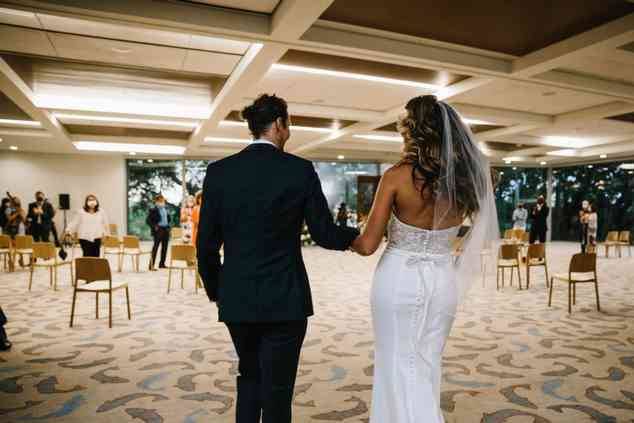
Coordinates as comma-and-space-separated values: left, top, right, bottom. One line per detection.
70, 257, 131, 328
29, 242, 73, 291
618, 231, 631, 257
525, 243, 549, 289
101, 235, 122, 271
0, 235, 11, 272
512, 228, 525, 241
549, 253, 599, 314
121, 235, 151, 272
497, 243, 522, 290
167, 244, 201, 294
14, 235, 34, 268
170, 227, 183, 243
601, 231, 620, 258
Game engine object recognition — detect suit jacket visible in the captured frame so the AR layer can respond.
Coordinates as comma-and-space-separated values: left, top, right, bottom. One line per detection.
27, 201, 55, 228
197, 143, 359, 323
146, 206, 171, 236
530, 204, 549, 231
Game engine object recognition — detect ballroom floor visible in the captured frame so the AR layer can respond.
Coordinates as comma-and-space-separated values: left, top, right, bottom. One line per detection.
0, 241, 633, 423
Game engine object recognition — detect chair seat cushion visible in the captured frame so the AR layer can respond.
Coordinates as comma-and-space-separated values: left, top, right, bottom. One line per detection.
552, 272, 595, 282
77, 281, 127, 291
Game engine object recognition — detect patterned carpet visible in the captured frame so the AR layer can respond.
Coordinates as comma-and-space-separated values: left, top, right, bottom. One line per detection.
0, 242, 633, 423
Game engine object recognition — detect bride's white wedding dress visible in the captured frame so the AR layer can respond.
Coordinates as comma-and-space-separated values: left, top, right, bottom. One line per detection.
370, 213, 459, 423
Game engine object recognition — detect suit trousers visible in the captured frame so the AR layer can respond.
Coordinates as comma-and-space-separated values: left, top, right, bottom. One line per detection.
79, 238, 101, 257
151, 227, 169, 267
530, 228, 547, 244
31, 224, 51, 242
225, 319, 307, 423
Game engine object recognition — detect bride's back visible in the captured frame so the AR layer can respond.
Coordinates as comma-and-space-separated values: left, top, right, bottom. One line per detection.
389, 163, 463, 231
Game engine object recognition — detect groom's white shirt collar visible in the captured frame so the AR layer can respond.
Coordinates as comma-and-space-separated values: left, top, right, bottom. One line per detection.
251, 139, 278, 149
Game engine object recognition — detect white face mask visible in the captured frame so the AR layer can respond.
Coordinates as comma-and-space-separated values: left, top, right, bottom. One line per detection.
87, 200, 97, 208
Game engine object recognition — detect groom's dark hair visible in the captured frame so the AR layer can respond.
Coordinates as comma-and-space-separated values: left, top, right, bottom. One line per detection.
241, 94, 289, 139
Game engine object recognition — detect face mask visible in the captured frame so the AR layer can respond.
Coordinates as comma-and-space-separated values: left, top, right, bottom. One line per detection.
37, 196, 45, 202
87, 200, 97, 208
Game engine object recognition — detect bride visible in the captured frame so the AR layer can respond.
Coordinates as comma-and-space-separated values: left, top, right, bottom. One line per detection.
351, 95, 498, 423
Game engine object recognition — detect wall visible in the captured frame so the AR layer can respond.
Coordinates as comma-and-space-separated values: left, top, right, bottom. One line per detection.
0, 151, 127, 235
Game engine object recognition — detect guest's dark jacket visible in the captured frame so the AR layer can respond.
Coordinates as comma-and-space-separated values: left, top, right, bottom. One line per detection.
146, 206, 171, 236
197, 143, 359, 323
27, 200, 55, 229
531, 204, 550, 231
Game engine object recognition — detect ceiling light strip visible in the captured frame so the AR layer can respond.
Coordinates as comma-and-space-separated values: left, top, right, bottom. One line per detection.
0, 119, 42, 127
74, 141, 185, 155
54, 113, 199, 129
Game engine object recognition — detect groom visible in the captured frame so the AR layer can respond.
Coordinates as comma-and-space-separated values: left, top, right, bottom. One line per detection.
197, 94, 359, 423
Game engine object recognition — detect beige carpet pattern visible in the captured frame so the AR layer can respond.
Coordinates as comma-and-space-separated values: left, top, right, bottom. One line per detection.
0, 242, 633, 423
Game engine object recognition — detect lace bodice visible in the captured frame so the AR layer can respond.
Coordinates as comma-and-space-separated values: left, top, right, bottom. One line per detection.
386, 213, 459, 257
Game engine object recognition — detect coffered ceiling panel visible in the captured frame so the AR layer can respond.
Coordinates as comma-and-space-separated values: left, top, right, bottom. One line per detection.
0, 6, 40, 28
526, 118, 634, 140
320, 0, 634, 56
182, 50, 241, 75
0, 24, 56, 57
0, 92, 31, 120
450, 79, 613, 115
180, 0, 280, 14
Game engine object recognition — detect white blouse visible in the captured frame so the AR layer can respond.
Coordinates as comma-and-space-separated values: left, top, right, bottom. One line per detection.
68, 208, 109, 242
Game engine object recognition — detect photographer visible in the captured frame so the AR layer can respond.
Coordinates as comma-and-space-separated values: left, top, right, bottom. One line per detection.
27, 191, 55, 242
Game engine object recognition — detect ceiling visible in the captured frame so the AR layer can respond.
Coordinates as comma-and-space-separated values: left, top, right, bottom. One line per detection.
0, 0, 632, 167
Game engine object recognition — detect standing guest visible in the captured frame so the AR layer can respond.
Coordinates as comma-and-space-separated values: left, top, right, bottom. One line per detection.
585, 203, 598, 251
67, 194, 109, 257
0, 306, 10, 351
0, 197, 10, 234
191, 191, 202, 247
180, 195, 195, 244
147, 194, 171, 270
27, 191, 55, 242
579, 200, 590, 253
529, 195, 549, 244
336, 202, 349, 227
4, 194, 27, 270
512, 202, 528, 230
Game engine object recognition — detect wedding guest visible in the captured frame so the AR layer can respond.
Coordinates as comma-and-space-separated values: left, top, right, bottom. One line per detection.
27, 191, 55, 242
147, 194, 171, 270
585, 203, 598, 251
5, 195, 26, 239
191, 191, 202, 247
0, 306, 10, 351
579, 200, 590, 253
180, 195, 195, 244
529, 195, 549, 244
512, 202, 528, 230
67, 194, 109, 257
0, 197, 10, 234
336, 202, 349, 227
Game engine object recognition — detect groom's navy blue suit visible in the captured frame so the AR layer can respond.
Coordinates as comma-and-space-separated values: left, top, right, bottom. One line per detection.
198, 142, 358, 423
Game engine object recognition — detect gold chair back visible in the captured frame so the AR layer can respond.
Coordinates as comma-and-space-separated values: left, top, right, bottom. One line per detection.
109, 224, 118, 236
503, 229, 514, 240
15, 235, 34, 250
570, 253, 596, 274
606, 231, 619, 242
512, 229, 524, 240
619, 231, 630, 243
75, 257, 111, 283
122, 235, 140, 249
32, 242, 56, 260
499, 244, 520, 260
521, 232, 530, 243
0, 234, 10, 249
171, 244, 196, 263
171, 227, 183, 240
102, 236, 120, 249
527, 243, 546, 260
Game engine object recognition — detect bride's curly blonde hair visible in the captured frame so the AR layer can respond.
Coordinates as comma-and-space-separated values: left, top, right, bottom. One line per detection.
397, 95, 480, 218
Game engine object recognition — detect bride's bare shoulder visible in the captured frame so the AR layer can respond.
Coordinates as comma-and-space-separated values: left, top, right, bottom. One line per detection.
382, 163, 413, 181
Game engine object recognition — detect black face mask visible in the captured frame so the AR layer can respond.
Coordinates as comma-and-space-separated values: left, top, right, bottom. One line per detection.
37, 197, 45, 202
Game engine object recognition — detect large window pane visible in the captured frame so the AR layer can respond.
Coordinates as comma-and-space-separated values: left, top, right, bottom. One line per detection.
127, 159, 183, 240
185, 160, 212, 197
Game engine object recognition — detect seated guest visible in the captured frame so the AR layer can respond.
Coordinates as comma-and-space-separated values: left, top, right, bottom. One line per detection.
147, 194, 171, 270
67, 194, 109, 257
27, 191, 55, 242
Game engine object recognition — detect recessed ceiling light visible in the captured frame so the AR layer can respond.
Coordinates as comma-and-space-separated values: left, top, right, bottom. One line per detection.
204, 136, 250, 144
337, 155, 345, 160
587, 165, 594, 168
272, 63, 440, 90
546, 149, 577, 157
9, 145, 18, 150
353, 134, 402, 142
499, 171, 504, 175
147, 159, 154, 163
540, 161, 547, 165
74, 141, 185, 155
599, 154, 607, 159
129, 151, 137, 156
111, 46, 133, 54
0, 119, 41, 127
53, 113, 199, 129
